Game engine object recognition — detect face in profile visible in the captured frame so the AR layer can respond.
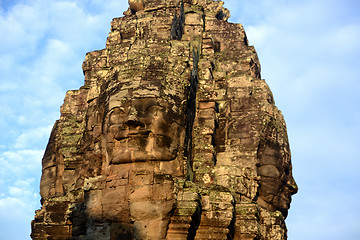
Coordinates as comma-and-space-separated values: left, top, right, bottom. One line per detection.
104, 97, 182, 164
257, 142, 298, 217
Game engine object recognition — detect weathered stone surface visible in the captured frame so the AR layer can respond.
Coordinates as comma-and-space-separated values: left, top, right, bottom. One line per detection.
32, 0, 297, 239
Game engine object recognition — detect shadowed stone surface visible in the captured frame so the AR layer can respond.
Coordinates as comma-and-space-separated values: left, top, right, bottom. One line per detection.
31, 0, 298, 239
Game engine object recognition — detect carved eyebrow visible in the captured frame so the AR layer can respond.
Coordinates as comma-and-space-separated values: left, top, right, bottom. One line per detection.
108, 105, 124, 113
107, 107, 124, 116
106, 107, 127, 123
117, 106, 126, 112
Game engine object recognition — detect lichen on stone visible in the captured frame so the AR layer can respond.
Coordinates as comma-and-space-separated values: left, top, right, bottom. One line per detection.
31, 1, 297, 239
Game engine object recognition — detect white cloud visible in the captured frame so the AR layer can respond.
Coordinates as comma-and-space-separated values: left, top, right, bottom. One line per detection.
0, 149, 43, 182
0, 0, 128, 150
0, 1, 128, 239
0, 151, 42, 240
241, 0, 360, 123
0, 177, 40, 240
229, 1, 360, 240
288, 189, 360, 240
9, 179, 36, 199
14, 125, 52, 149
0, 195, 38, 240
1, 0, 359, 239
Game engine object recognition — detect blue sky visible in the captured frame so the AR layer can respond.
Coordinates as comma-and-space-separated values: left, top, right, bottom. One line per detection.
0, 0, 359, 239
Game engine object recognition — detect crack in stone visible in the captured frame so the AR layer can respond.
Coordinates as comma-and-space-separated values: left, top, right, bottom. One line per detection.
184, 48, 200, 181
170, 0, 185, 40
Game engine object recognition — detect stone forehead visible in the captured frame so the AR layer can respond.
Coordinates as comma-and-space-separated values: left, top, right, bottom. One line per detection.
108, 93, 182, 114
105, 74, 187, 112
109, 75, 186, 98
108, 88, 182, 107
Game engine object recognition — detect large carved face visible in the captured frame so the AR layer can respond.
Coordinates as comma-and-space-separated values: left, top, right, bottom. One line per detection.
104, 97, 182, 164
257, 142, 298, 217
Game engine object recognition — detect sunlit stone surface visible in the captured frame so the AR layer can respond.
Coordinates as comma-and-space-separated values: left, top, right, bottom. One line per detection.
31, 1, 297, 239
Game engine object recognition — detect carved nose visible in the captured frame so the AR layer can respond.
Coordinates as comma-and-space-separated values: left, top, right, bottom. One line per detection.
125, 107, 145, 128
127, 113, 137, 122
127, 107, 139, 121
286, 176, 298, 195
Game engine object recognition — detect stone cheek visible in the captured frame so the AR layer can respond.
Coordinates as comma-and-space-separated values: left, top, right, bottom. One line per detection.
31, 0, 297, 239
256, 126, 298, 218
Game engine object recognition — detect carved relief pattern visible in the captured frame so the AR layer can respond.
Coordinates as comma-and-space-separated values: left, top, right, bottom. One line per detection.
31, 1, 297, 239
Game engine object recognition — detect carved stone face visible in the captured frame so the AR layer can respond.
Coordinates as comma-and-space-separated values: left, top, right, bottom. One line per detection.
257, 142, 298, 217
104, 97, 182, 164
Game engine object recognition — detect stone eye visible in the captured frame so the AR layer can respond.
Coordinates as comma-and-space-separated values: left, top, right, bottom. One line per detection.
116, 107, 126, 114
144, 105, 161, 113
109, 107, 127, 124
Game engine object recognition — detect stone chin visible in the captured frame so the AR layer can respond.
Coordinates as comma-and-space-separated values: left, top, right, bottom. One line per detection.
277, 191, 294, 218
257, 190, 293, 218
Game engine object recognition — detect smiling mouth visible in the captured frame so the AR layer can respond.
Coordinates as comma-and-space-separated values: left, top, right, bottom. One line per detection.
280, 193, 292, 211
115, 130, 152, 140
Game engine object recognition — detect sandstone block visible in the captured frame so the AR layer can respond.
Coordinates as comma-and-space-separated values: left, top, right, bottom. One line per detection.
32, 0, 297, 239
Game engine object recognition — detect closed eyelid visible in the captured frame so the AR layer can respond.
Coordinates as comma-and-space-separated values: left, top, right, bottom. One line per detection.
144, 104, 161, 112
117, 107, 126, 112
108, 107, 128, 123
113, 107, 128, 114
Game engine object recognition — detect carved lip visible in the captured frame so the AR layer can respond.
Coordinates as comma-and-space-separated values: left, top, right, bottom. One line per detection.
110, 148, 178, 164
115, 130, 152, 140
280, 192, 292, 208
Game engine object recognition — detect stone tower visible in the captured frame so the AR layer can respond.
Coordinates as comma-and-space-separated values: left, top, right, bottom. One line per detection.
31, 0, 298, 239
